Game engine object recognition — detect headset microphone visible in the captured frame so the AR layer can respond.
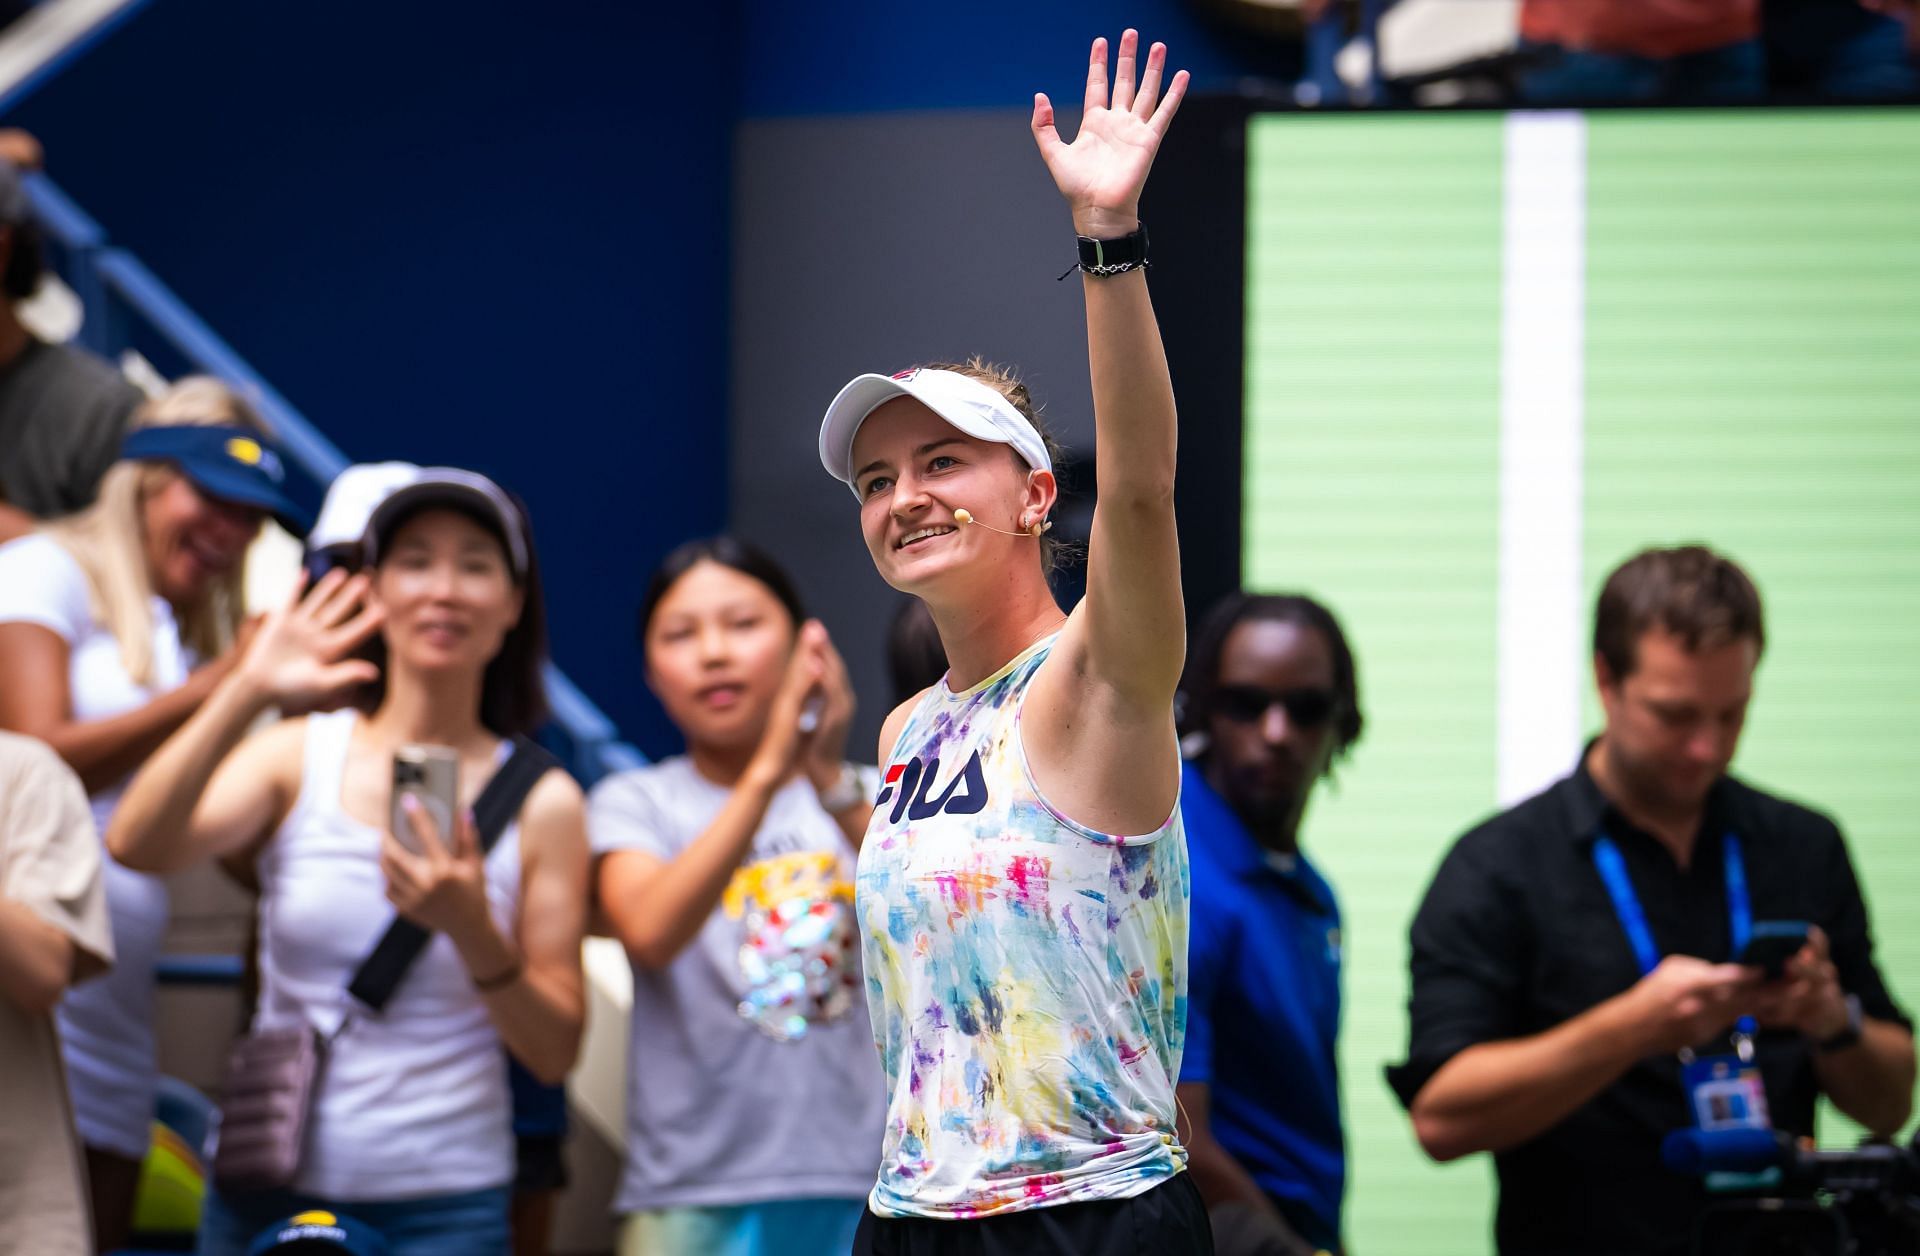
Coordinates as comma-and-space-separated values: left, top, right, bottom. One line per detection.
953, 508, 1051, 539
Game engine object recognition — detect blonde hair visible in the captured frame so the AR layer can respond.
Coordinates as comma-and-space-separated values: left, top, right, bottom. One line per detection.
45, 377, 268, 686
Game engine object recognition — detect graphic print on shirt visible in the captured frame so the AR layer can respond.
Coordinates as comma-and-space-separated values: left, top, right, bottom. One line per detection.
723, 847, 860, 1042
874, 750, 990, 822
856, 635, 1190, 1219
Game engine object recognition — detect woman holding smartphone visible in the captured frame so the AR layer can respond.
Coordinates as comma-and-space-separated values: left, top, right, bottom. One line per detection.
108, 469, 589, 1256
817, 31, 1207, 1253
592, 537, 886, 1256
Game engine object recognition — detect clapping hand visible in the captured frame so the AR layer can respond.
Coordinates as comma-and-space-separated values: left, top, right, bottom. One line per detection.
800, 627, 857, 799
1031, 30, 1190, 238
748, 620, 846, 790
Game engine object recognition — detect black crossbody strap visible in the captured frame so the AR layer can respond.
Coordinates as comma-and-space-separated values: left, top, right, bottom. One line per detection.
346, 736, 561, 1013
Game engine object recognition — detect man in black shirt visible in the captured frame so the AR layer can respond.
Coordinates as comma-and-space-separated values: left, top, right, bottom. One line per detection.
1388, 545, 1915, 1256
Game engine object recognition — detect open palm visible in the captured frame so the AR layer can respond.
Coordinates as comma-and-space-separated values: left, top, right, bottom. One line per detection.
1032, 31, 1189, 234
242, 567, 384, 713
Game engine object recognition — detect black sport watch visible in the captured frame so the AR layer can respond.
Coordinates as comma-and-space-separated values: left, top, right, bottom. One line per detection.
1074, 225, 1149, 275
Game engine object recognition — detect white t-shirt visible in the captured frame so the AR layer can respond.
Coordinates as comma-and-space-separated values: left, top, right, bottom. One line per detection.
588, 758, 887, 1212
0, 532, 194, 1158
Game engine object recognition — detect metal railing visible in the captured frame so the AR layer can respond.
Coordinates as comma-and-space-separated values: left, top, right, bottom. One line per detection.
0, 0, 151, 119
23, 171, 646, 784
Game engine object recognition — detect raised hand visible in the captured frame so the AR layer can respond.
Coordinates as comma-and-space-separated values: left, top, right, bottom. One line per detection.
802, 628, 857, 796
238, 568, 385, 713
1031, 30, 1190, 237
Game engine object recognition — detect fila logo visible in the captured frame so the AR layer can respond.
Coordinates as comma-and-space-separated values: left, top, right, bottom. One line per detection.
890, 368, 920, 382
875, 751, 989, 824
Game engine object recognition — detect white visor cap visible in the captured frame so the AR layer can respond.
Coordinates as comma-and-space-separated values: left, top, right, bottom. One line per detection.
819, 368, 1051, 498
308, 461, 422, 553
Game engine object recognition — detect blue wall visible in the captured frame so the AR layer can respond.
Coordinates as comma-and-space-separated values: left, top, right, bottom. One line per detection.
737, 0, 1292, 115
6, 1, 737, 757
4, 0, 1280, 756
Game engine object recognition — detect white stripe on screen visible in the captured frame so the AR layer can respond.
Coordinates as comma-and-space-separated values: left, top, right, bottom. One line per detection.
1497, 110, 1587, 806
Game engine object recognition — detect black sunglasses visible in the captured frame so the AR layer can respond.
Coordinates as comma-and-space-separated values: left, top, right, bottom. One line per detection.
1215, 685, 1339, 729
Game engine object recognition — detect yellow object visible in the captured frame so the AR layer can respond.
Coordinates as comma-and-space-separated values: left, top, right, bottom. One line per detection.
130, 1123, 204, 1235
226, 436, 264, 465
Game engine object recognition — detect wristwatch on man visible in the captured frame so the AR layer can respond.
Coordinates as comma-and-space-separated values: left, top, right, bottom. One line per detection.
1816, 992, 1865, 1053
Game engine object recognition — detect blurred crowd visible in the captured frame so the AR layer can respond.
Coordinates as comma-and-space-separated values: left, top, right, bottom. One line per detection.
1514, 0, 1918, 103
1, 15, 1916, 1251
7, 391, 1908, 1256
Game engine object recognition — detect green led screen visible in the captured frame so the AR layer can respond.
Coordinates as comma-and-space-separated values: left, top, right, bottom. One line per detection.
1243, 109, 1920, 1253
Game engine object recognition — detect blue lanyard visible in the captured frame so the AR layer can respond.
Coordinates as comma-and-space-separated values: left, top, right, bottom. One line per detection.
1592, 831, 1755, 1043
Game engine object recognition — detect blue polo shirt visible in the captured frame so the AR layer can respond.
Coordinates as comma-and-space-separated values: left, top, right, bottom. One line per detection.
1179, 760, 1345, 1242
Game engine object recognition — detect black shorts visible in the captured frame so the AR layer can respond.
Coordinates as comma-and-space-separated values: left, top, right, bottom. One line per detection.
852, 1173, 1214, 1256
513, 1133, 569, 1194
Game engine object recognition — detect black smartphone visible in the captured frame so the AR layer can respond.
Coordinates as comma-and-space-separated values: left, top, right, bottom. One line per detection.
1738, 920, 1812, 978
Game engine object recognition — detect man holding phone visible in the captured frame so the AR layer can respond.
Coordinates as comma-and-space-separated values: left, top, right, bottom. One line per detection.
1389, 545, 1915, 1256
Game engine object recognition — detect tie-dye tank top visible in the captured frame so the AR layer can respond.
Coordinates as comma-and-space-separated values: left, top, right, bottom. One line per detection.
856, 632, 1190, 1219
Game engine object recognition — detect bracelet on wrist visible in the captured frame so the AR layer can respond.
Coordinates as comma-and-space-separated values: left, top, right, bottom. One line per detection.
1058, 224, 1150, 280
473, 954, 524, 993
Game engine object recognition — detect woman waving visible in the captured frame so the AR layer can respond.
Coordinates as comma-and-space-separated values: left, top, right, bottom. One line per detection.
817, 31, 1208, 1255
108, 471, 588, 1255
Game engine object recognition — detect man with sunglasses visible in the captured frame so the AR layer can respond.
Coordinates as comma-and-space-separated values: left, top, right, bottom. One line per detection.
1175, 592, 1364, 1256
1388, 546, 1914, 1256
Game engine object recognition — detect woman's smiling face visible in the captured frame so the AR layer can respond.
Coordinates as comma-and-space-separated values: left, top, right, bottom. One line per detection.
370, 508, 523, 678
140, 469, 265, 606
850, 398, 1044, 595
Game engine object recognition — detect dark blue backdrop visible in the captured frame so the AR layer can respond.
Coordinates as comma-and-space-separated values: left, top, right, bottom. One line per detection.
737, 0, 1290, 115
7, 1, 737, 756
3, 0, 1275, 758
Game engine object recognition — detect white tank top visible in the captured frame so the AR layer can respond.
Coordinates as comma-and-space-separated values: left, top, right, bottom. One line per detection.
249, 710, 522, 1201
856, 634, 1191, 1219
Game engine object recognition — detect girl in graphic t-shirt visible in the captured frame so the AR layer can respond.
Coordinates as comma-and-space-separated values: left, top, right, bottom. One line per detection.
591, 537, 886, 1256
0, 378, 295, 1253
814, 30, 1206, 1255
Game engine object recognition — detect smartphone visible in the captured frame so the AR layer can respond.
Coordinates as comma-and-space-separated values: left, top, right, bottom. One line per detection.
391, 745, 459, 854
1738, 920, 1812, 978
